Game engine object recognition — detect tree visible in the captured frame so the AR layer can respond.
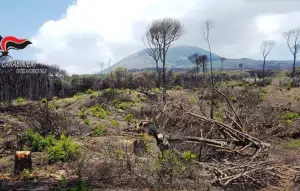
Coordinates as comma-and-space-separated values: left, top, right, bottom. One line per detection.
238, 63, 243, 78
99, 61, 104, 75
146, 18, 184, 102
188, 53, 201, 77
203, 20, 214, 119
143, 31, 161, 88
220, 57, 226, 71
283, 28, 300, 83
199, 55, 208, 75
261, 41, 275, 79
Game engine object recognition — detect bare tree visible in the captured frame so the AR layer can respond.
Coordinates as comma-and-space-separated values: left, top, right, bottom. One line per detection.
239, 63, 243, 78
203, 20, 214, 119
143, 31, 161, 88
261, 41, 275, 79
220, 57, 226, 71
146, 18, 184, 102
99, 61, 105, 75
188, 53, 201, 77
199, 55, 208, 75
283, 28, 300, 82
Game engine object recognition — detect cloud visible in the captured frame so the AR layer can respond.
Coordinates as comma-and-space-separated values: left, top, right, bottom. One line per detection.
32, 0, 300, 74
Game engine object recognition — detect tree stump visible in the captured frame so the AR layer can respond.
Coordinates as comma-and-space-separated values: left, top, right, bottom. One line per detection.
14, 151, 32, 175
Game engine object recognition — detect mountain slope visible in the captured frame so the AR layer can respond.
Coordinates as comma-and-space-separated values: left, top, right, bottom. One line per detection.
105, 45, 299, 72
106, 45, 221, 72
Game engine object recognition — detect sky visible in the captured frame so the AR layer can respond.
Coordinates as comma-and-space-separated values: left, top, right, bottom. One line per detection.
1, 0, 300, 74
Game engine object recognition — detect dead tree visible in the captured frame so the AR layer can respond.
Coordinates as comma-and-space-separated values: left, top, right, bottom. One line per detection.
283, 28, 300, 83
261, 41, 275, 79
203, 20, 215, 119
146, 18, 184, 102
143, 30, 161, 88
220, 57, 226, 71
188, 53, 201, 78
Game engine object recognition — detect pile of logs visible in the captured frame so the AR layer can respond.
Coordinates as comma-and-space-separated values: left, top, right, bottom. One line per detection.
125, 87, 281, 188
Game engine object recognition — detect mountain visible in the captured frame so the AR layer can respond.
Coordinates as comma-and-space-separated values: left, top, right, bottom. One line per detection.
104, 45, 299, 72
105, 45, 221, 72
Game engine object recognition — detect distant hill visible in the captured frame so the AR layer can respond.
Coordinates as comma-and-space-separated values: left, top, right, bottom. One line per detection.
104, 45, 299, 73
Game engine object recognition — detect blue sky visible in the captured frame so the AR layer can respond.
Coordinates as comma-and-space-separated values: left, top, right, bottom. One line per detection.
0, 0, 73, 60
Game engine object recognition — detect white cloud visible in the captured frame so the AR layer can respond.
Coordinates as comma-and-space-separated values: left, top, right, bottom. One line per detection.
32, 0, 300, 74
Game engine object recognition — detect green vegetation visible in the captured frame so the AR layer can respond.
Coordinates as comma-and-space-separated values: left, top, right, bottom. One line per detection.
15, 97, 26, 105
118, 102, 126, 109
22, 129, 56, 152
231, 97, 237, 102
83, 118, 89, 125
18, 115, 23, 121
85, 88, 94, 94
110, 120, 119, 128
78, 108, 86, 119
73, 92, 84, 101
22, 168, 33, 180
52, 96, 58, 101
90, 104, 107, 119
280, 112, 299, 121
188, 97, 197, 104
125, 113, 134, 122
22, 129, 81, 163
92, 124, 106, 136
53, 181, 88, 191
47, 134, 81, 163
41, 98, 47, 103
286, 139, 300, 148
280, 112, 299, 126
182, 151, 196, 162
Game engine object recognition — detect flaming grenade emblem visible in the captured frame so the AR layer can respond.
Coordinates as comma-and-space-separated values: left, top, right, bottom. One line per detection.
0, 35, 32, 59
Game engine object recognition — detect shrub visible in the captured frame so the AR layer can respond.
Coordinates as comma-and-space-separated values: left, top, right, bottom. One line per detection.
47, 135, 81, 163
183, 151, 196, 162
90, 104, 107, 119
23, 168, 33, 180
15, 97, 26, 105
125, 113, 134, 122
280, 112, 299, 121
113, 98, 119, 105
73, 92, 84, 101
78, 108, 86, 119
85, 88, 94, 95
41, 98, 48, 103
118, 103, 126, 109
231, 97, 237, 102
52, 96, 58, 101
90, 92, 99, 99
83, 118, 89, 125
110, 120, 119, 128
48, 103, 56, 110
93, 124, 106, 136
22, 129, 56, 152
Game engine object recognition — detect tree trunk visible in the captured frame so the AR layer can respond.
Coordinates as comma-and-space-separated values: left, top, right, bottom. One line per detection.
209, 46, 214, 120
262, 58, 266, 79
156, 62, 161, 88
292, 53, 296, 86
14, 151, 32, 175
162, 48, 166, 103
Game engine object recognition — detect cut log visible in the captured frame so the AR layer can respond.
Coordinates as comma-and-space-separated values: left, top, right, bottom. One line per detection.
14, 151, 32, 175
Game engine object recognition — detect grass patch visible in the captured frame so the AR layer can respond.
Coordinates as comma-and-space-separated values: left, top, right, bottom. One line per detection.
286, 139, 300, 148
